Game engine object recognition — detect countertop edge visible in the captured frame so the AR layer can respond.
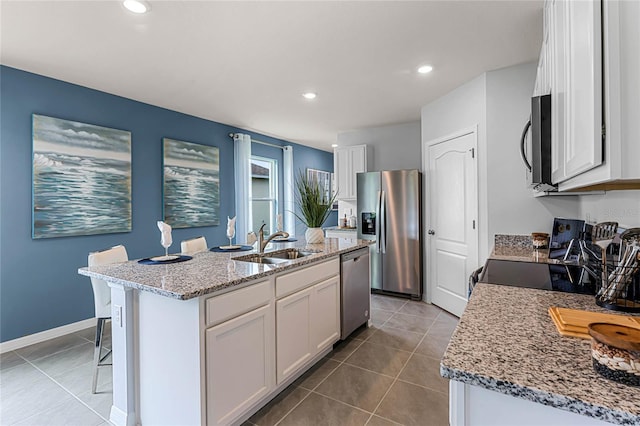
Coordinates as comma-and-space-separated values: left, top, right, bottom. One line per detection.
78, 242, 371, 300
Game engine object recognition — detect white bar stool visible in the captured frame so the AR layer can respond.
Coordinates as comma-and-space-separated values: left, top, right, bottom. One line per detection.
181, 236, 208, 255
88, 244, 128, 394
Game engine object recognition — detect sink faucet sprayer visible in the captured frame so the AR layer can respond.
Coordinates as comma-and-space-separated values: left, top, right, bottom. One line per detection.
257, 223, 289, 253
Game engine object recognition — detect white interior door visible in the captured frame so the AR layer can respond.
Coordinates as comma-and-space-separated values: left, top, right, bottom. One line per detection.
424, 130, 478, 317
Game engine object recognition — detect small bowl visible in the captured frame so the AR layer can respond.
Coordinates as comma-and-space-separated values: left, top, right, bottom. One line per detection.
588, 322, 640, 386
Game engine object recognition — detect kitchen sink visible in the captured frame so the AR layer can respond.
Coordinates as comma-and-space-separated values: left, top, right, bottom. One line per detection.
233, 248, 319, 264
264, 248, 317, 260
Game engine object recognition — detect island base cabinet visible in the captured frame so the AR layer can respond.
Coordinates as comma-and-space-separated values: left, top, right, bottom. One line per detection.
450, 380, 615, 425
311, 276, 340, 353
276, 287, 314, 384
205, 304, 275, 426
276, 275, 340, 384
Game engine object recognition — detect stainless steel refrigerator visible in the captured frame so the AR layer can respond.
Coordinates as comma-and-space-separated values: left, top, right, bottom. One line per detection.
357, 170, 423, 299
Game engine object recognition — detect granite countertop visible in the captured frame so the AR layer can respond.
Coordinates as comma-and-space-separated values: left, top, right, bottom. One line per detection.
324, 226, 358, 232
78, 238, 372, 300
441, 283, 640, 425
491, 233, 560, 264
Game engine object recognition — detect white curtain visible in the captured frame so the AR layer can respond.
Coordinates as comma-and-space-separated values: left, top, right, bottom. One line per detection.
283, 146, 294, 236
234, 133, 252, 242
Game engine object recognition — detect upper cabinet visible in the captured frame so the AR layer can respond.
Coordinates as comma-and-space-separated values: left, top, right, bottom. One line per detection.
539, 0, 640, 191
334, 145, 367, 200
548, 0, 603, 184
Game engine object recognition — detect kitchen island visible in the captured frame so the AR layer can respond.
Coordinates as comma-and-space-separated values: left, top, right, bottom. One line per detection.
441, 283, 640, 425
78, 238, 372, 426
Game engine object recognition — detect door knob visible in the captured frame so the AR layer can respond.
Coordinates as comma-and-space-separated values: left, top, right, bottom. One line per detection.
428, 229, 435, 235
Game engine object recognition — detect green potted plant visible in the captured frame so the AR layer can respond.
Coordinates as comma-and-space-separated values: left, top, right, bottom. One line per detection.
293, 170, 337, 244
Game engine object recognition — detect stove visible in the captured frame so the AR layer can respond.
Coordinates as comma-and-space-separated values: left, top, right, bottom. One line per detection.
478, 259, 596, 295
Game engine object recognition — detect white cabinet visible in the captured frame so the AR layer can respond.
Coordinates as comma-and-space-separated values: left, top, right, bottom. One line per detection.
275, 259, 340, 384
205, 304, 274, 425
311, 276, 340, 353
275, 287, 313, 384
334, 145, 367, 200
558, 0, 640, 191
550, 0, 603, 184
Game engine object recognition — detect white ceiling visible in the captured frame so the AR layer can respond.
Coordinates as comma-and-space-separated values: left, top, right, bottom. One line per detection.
1, 1, 543, 151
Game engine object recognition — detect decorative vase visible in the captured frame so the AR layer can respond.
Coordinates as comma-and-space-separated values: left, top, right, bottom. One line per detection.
305, 227, 324, 244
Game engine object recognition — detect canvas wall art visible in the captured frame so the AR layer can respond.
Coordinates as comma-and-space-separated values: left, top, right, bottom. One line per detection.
32, 114, 132, 239
163, 138, 220, 228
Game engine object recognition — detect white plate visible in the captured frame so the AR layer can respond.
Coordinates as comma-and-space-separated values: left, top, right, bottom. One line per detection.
274, 237, 290, 241
150, 255, 180, 262
219, 245, 241, 250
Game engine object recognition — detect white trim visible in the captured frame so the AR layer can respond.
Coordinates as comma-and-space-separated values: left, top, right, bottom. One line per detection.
0, 317, 96, 353
423, 125, 477, 148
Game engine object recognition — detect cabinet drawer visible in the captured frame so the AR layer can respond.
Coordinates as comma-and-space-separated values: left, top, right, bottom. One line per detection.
276, 258, 339, 299
206, 280, 271, 327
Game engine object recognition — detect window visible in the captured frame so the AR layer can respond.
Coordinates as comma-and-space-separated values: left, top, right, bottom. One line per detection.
251, 156, 278, 235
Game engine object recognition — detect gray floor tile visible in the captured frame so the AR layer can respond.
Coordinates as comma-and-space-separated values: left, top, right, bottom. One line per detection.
398, 353, 449, 393
15, 334, 88, 362
375, 381, 448, 426
0, 351, 26, 371
348, 323, 378, 341
344, 341, 411, 377
370, 296, 406, 312
74, 326, 98, 342
366, 415, 402, 426
52, 361, 112, 395
327, 338, 363, 362
0, 375, 74, 425
249, 386, 309, 425
278, 392, 370, 426
415, 335, 450, 360
370, 309, 393, 324
315, 364, 394, 412
385, 312, 435, 334
294, 358, 340, 390
366, 326, 424, 352
77, 389, 113, 419
0, 362, 49, 394
427, 320, 458, 341
13, 396, 104, 426
31, 342, 94, 377
399, 301, 443, 319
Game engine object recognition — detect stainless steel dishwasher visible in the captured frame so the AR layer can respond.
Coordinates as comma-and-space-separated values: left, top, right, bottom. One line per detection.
341, 247, 371, 339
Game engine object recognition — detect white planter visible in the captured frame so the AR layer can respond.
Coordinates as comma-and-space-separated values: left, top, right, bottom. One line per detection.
305, 227, 324, 244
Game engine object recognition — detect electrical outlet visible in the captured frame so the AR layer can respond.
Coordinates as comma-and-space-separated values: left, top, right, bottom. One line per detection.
114, 304, 122, 327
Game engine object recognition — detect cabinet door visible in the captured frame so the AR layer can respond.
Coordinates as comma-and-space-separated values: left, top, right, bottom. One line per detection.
311, 275, 340, 352
276, 287, 313, 384
334, 147, 350, 200
563, 0, 602, 178
551, 0, 602, 184
206, 304, 274, 426
551, 0, 568, 183
349, 145, 367, 199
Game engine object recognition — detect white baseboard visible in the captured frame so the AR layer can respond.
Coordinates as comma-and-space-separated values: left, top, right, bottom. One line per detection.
0, 317, 96, 354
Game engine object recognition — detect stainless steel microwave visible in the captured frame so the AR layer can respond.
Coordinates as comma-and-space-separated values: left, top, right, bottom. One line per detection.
520, 94, 556, 192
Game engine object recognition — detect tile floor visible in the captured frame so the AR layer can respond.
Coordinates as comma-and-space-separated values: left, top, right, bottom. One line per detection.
246, 294, 458, 426
0, 294, 458, 426
0, 322, 112, 425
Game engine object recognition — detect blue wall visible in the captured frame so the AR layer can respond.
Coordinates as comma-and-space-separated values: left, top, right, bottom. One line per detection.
0, 66, 336, 342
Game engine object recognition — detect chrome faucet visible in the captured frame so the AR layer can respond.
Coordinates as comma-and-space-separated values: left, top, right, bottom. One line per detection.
257, 223, 289, 253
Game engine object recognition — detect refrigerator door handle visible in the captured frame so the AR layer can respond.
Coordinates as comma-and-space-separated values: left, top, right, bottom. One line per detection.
375, 190, 382, 253
380, 190, 386, 254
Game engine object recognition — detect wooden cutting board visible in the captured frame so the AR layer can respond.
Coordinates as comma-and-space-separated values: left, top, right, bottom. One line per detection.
548, 307, 640, 339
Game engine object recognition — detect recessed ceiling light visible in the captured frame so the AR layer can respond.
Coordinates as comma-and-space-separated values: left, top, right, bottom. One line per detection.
302, 92, 317, 100
417, 65, 433, 74
331, 144, 338, 148
123, 0, 150, 14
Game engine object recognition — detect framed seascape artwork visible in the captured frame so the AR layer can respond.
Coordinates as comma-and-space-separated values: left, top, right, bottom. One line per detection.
32, 114, 132, 239
163, 138, 220, 228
